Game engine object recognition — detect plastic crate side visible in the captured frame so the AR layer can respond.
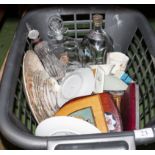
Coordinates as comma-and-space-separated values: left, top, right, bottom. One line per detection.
126, 29, 155, 128
105, 9, 155, 57
0, 17, 48, 149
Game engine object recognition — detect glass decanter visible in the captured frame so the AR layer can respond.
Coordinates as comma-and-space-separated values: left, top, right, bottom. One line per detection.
26, 23, 66, 80
48, 15, 82, 72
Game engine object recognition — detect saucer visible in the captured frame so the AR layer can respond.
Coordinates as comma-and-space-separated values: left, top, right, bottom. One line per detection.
57, 68, 95, 107
35, 116, 101, 136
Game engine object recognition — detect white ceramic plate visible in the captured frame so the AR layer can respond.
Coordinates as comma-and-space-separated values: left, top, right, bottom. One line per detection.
57, 68, 95, 107
61, 72, 83, 99
35, 116, 101, 136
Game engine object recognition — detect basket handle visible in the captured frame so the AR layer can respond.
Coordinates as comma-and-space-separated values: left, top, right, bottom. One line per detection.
47, 132, 135, 150
47, 127, 155, 150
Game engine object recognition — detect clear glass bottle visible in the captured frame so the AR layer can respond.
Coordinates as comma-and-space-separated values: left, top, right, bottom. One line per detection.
81, 14, 113, 65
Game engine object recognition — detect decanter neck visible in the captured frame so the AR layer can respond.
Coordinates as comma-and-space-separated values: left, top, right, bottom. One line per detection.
93, 24, 102, 32
92, 14, 103, 32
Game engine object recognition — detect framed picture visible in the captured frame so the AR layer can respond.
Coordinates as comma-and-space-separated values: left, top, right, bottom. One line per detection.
55, 95, 108, 133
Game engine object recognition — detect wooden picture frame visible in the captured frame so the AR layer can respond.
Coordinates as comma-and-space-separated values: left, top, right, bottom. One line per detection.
55, 95, 108, 133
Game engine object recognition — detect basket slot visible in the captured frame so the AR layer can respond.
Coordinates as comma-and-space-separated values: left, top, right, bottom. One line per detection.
61, 14, 74, 21
12, 63, 37, 134
61, 13, 105, 40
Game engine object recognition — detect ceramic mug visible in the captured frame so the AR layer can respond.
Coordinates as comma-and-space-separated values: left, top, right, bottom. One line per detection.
106, 52, 129, 74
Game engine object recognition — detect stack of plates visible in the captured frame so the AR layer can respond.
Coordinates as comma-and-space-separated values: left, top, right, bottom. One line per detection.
23, 50, 60, 123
